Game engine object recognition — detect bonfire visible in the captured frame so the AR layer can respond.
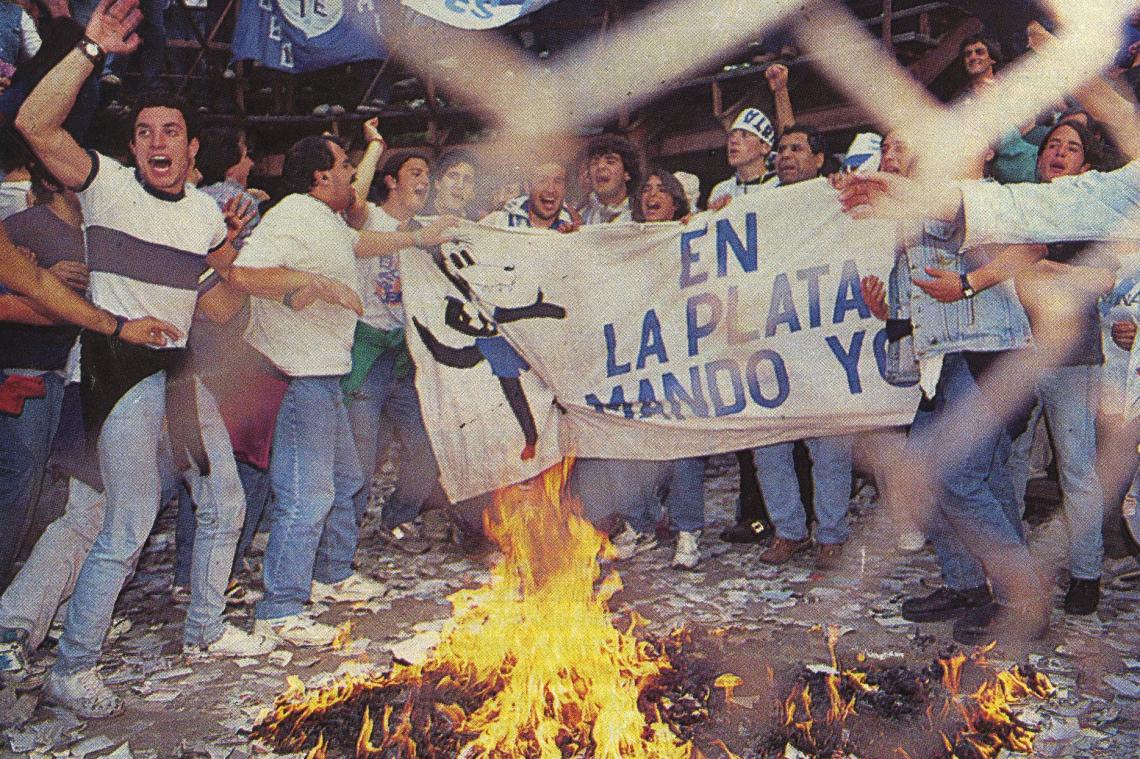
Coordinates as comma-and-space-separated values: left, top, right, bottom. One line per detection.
254, 460, 707, 757
253, 459, 1057, 759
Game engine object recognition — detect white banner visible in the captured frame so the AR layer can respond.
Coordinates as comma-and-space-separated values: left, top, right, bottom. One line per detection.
401, 0, 560, 30
402, 178, 921, 501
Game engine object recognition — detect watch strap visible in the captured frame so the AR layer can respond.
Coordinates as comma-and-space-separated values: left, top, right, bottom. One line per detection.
111, 314, 127, 338
76, 36, 105, 67
960, 273, 976, 299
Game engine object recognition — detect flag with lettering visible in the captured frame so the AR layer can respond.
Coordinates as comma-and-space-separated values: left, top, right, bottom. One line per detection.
401, 178, 920, 501
400, 0, 560, 30
231, 0, 387, 73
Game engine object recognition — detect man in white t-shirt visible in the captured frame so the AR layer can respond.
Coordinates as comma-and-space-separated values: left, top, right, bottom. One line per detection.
14, 0, 272, 719
225, 133, 442, 647
342, 145, 457, 555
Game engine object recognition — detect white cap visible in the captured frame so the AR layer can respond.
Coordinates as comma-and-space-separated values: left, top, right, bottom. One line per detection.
673, 171, 700, 208
729, 108, 776, 145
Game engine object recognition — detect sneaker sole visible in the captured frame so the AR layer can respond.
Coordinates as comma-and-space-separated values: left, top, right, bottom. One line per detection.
253, 624, 335, 648
901, 604, 988, 624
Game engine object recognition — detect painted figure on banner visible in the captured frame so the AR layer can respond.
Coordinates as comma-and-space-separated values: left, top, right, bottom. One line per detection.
413, 236, 567, 461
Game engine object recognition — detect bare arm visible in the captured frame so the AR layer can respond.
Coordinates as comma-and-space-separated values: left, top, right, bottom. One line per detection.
14, 0, 142, 189
0, 294, 58, 325
195, 280, 248, 325
0, 226, 180, 345
966, 244, 1048, 292
766, 64, 795, 135
226, 266, 320, 301
1073, 77, 1140, 160
225, 266, 363, 316
353, 215, 461, 259
347, 118, 386, 229
1027, 21, 1140, 160
912, 244, 1046, 302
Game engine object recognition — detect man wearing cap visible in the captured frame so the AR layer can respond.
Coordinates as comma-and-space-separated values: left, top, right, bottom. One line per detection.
708, 106, 778, 206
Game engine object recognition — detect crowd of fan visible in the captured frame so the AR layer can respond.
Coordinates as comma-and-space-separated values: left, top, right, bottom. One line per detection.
4, 0, 1140, 724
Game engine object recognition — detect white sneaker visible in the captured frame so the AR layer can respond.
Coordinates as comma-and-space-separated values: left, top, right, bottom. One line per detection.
612, 523, 658, 560
311, 573, 385, 604
188, 623, 276, 657
896, 530, 926, 553
43, 668, 123, 719
672, 530, 702, 570
253, 614, 340, 647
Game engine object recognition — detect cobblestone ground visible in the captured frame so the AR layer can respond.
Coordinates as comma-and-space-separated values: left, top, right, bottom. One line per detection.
2, 454, 1139, 758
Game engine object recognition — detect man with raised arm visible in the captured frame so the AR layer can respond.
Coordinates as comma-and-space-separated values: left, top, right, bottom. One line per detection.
707, 64, 794, 206
14, 0, 273, 718
344, 144, 461, 557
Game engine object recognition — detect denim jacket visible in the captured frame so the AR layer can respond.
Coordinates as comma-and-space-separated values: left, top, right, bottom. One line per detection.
885, 219, 1032, 384
0, 3, 25, 65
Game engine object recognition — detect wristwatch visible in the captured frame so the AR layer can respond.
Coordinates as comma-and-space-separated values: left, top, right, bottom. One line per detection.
111, 314, 127, 338
959, 273, 977, 300
75, 36, 105, 67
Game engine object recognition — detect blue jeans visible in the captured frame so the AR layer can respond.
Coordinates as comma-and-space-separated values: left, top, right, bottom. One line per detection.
909, 353, 1033, 604
1010, 365, 1104, 580
175, 460, 271, 587
0, 372, 65, 582
256, 376, 363, 621
573, 457, 705, 534
347, 352, 438, 530
753, 436, 853, 545
54, 373, 244, 673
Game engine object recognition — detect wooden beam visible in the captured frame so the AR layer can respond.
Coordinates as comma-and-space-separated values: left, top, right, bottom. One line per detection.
882, 0, 894, 51
656, 103, 870, 157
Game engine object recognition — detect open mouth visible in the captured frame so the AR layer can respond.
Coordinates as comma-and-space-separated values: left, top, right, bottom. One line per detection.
148, 155, 172, 172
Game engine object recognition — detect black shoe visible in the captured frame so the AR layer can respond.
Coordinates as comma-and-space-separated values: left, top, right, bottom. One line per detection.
719, 520, 771, 544
952, 601, 1049, 646
900, 585, 992, 623
1063, 577, 1100, 615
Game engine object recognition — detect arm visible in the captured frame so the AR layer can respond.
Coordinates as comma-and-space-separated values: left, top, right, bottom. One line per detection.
346, 118, 385, 229
834, 168, 1140, 245
765, 64, 794, 135
960, 166, 1140, 247
1028, 21, 1140, 160
14, 0, 141, 189
0, 294, 57, 325
968, 244, 1048, 292
913, 244, 1048, 302
1033, 259, 1118, 295
194, 279, 248, 325
1073, 76, 1140, 160
226, 266, 364, 316
0, 226, 180, 344
353, 215, 461, 259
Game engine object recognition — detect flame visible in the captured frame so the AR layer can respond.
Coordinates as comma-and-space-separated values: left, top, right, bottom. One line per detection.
940, 648, 1055, 759
255, 459, 693, 758
330, 620, 354, 650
